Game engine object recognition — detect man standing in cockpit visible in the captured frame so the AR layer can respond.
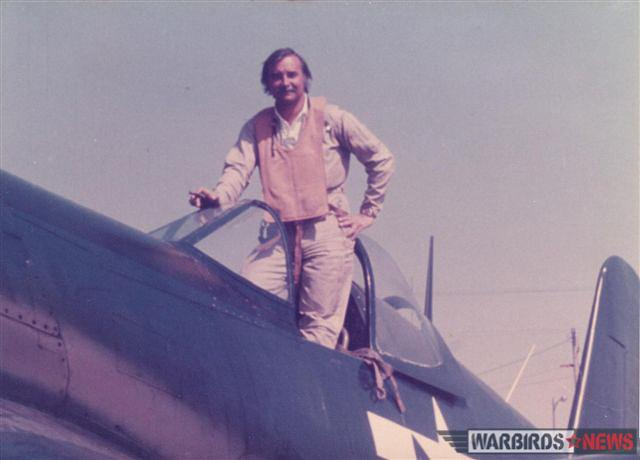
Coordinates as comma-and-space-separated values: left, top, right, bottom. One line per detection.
189, 48, 394, 349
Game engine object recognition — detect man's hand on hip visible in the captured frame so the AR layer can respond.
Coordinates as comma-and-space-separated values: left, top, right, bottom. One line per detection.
336, 213, 374, 239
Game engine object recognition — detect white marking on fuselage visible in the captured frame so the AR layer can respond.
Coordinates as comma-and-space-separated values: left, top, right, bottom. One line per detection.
367, 398, 470, 459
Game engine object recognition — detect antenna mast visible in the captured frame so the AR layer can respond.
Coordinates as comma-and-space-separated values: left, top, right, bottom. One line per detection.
424, 236, 434, 321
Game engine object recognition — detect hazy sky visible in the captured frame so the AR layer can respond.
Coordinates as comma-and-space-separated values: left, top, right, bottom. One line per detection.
2, 2, 638, 428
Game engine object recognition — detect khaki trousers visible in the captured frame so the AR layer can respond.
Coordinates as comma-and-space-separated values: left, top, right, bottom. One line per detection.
241, 213, 355, 349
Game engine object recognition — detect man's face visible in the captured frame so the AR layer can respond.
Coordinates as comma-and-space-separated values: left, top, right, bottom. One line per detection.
266, 55, 307, 106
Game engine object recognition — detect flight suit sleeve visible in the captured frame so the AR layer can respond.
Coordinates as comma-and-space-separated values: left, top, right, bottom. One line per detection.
337, 109, 395, 218
213, 119, 258, 206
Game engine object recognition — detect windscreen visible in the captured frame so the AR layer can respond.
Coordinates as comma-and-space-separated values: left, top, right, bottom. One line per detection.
149, 202, 292, 302
357, 235, 442, 367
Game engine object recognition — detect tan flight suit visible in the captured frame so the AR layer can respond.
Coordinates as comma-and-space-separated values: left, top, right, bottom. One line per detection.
214, 96, 395, 349
240, 98, 354, 348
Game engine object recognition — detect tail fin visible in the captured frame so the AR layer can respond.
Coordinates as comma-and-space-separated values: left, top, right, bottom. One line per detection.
569, 256, 639, 430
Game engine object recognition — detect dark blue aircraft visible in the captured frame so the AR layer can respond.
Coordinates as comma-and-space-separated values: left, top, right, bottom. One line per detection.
1, 170, 637, 459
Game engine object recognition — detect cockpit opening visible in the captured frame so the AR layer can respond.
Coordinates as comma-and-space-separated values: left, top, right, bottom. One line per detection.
150, 202, 443, 367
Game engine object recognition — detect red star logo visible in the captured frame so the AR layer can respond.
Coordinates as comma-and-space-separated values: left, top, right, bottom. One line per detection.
566, 433, 581, 448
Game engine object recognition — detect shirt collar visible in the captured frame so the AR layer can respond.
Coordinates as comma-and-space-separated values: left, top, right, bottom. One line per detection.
274, 93, 309, 128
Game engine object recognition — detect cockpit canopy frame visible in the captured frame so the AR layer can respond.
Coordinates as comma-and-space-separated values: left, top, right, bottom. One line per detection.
150, 200, 443, 371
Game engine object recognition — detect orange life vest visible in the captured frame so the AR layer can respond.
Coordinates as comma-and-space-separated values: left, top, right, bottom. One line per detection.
254, 97, 329, 223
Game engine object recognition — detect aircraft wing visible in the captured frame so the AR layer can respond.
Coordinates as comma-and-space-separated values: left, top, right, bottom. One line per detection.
1, 398, 134, 459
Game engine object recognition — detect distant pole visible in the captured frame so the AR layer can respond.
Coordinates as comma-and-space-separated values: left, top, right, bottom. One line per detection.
506, 344, 536, 402
571, 328, 579, 386
561, 328, 580, 388
552, 395, 567, 429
